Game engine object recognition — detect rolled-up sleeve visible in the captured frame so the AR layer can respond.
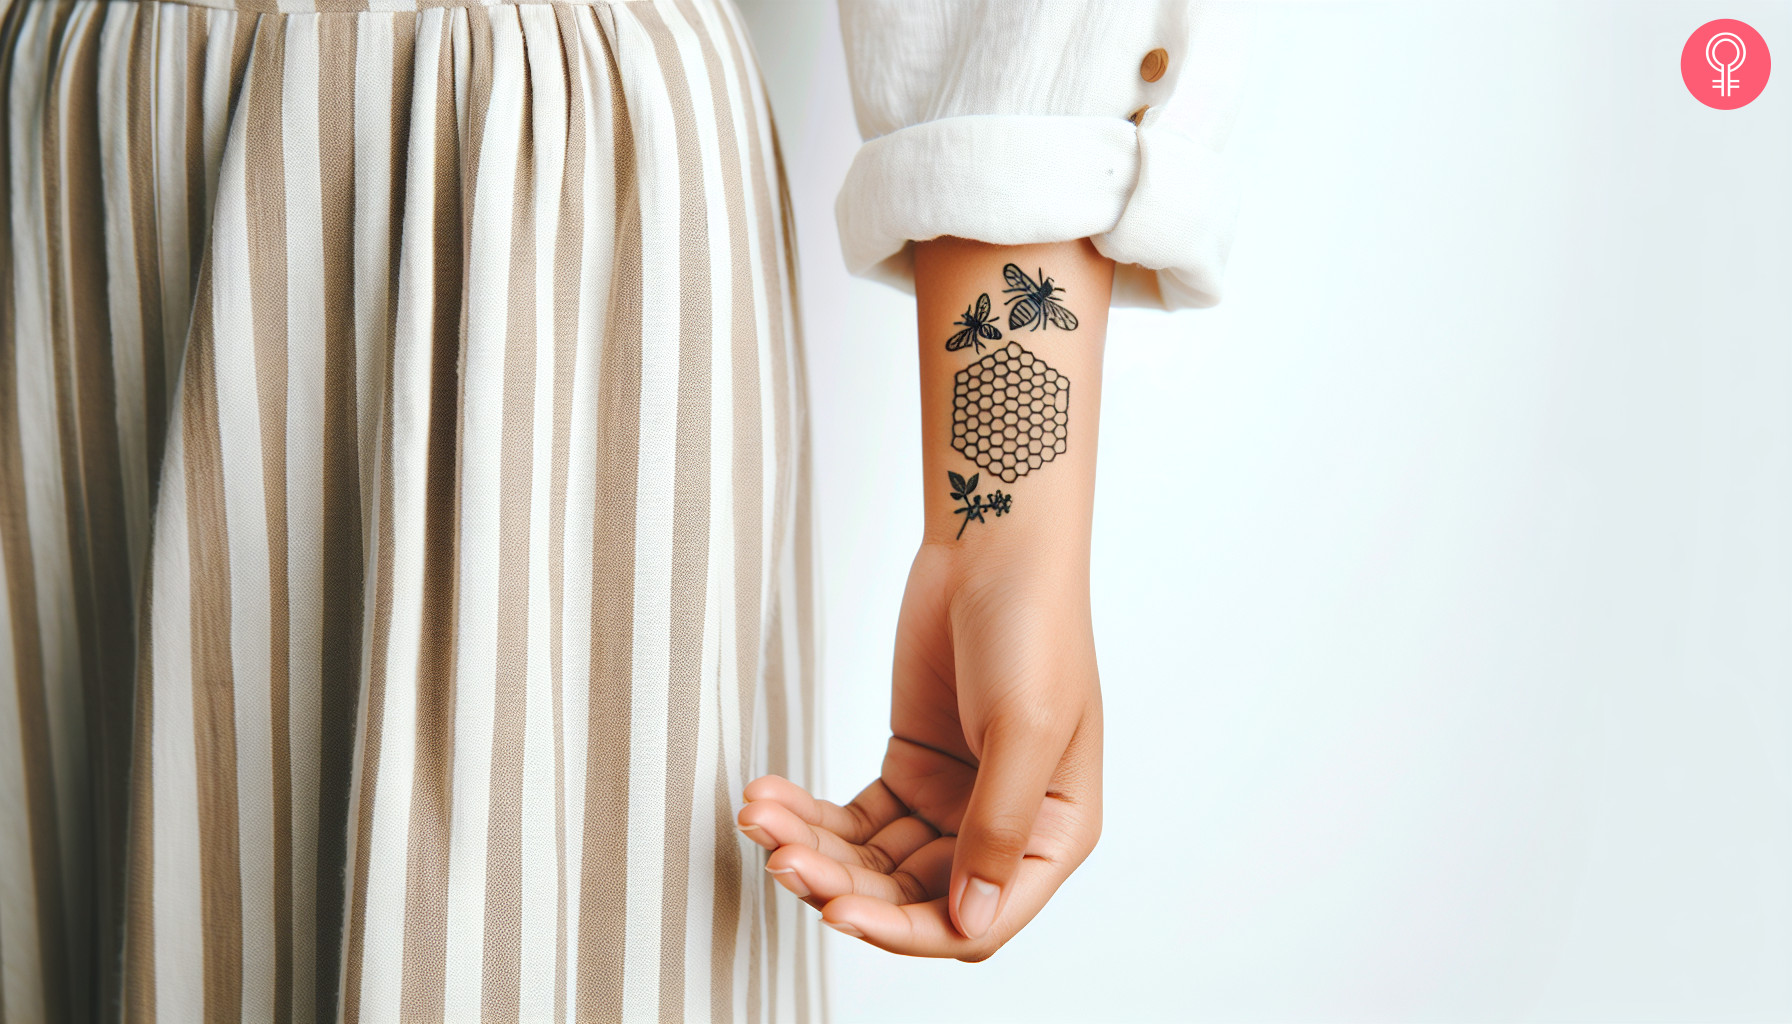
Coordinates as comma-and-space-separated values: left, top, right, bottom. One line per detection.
834, 0, 1247, 310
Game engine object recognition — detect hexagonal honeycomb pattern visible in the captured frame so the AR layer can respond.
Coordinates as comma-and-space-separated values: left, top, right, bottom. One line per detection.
950, 342, 1069, 484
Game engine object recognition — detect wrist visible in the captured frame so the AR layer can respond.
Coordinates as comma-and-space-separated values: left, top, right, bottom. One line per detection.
917, 527, 1092, 593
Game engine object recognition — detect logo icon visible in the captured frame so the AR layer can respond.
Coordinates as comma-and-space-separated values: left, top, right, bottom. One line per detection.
1682, 20, 1770, 109
1708, 31, 1746, 96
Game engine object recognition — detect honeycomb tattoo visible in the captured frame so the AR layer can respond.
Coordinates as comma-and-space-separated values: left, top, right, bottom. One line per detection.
950, 341, 1069, 485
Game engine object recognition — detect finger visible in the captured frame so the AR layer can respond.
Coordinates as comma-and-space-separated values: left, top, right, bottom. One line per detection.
742, 774, 910, 844
736, 800, 862, 864
735, 818, 777, 853
760, 863, 827, 914
766, 836, 954, 906
855, 815, 942, 875
819, 853, 1069, 961
740, 790, 942, 873
950, 717, 1070, 941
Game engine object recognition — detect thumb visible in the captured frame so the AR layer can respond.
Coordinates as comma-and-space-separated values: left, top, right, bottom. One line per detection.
950, 713, 1067, 941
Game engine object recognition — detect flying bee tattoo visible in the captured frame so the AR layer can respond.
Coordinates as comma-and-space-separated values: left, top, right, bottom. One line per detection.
946, 293, 1004, 354
1001, 263, 1079, 333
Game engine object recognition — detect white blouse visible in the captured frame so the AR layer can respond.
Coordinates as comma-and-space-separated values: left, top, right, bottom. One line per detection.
833, 0, 1247, 310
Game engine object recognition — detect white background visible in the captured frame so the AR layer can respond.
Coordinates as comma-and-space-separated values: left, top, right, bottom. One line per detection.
732, 2, 1792, 1021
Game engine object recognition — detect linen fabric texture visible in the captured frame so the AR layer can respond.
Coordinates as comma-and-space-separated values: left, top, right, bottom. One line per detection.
834, 0, 1247, 310
0, 0, 826, 1020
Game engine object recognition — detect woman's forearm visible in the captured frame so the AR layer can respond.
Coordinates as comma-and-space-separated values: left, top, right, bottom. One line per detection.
913, 236, 1116, 566
737, 236, 1113, 954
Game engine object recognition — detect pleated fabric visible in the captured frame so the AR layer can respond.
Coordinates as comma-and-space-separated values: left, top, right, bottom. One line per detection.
0, 0, 827, 1018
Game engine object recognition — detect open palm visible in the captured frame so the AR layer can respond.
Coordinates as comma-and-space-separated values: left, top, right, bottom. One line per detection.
737, 542, 1103, 960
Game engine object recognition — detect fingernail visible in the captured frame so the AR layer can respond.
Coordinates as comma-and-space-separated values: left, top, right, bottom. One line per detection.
738, 824, 774, 850
959, 877, 1000, 939
824, 919, 863, 938
765, 865, 810, 898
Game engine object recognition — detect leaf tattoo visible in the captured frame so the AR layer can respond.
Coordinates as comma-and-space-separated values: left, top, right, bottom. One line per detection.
947, 293, 1004, 354
948, 470, 1014, 540
1001, 263, 1079, 333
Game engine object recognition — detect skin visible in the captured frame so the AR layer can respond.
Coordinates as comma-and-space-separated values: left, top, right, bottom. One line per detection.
737, 236, 1114, 960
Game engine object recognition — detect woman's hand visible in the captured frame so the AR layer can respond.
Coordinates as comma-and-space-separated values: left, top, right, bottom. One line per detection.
737, 541, 1102, 960
739, 235, 1114, 960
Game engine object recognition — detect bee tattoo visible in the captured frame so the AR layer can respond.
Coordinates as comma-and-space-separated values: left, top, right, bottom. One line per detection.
1001, 263, 1079, 333
946, 293, 1004, 354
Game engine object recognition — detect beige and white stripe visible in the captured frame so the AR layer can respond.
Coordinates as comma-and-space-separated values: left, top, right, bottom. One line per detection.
0, 0, 826, 1018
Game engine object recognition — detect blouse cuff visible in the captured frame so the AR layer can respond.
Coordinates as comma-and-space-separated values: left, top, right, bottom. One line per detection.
833, 110, 1240, 311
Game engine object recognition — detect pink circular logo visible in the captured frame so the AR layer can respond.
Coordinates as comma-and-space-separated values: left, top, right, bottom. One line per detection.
1682, 20, 1770, 109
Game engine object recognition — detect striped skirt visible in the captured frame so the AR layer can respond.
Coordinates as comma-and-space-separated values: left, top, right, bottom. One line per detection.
0, 0, 825, 1019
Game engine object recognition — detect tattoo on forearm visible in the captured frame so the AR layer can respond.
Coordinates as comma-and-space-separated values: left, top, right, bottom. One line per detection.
940, 263, 1079, 537
946, 293, 1003, 354
1001, 263, 1079, 332
948, 471, 1014, 539
952, 341, 1070, 484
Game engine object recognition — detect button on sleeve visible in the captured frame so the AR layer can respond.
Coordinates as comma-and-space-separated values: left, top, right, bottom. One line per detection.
1140, 48, 1169, 83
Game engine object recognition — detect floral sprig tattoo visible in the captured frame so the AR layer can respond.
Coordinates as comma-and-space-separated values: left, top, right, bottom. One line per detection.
948, 470, 1014, 539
